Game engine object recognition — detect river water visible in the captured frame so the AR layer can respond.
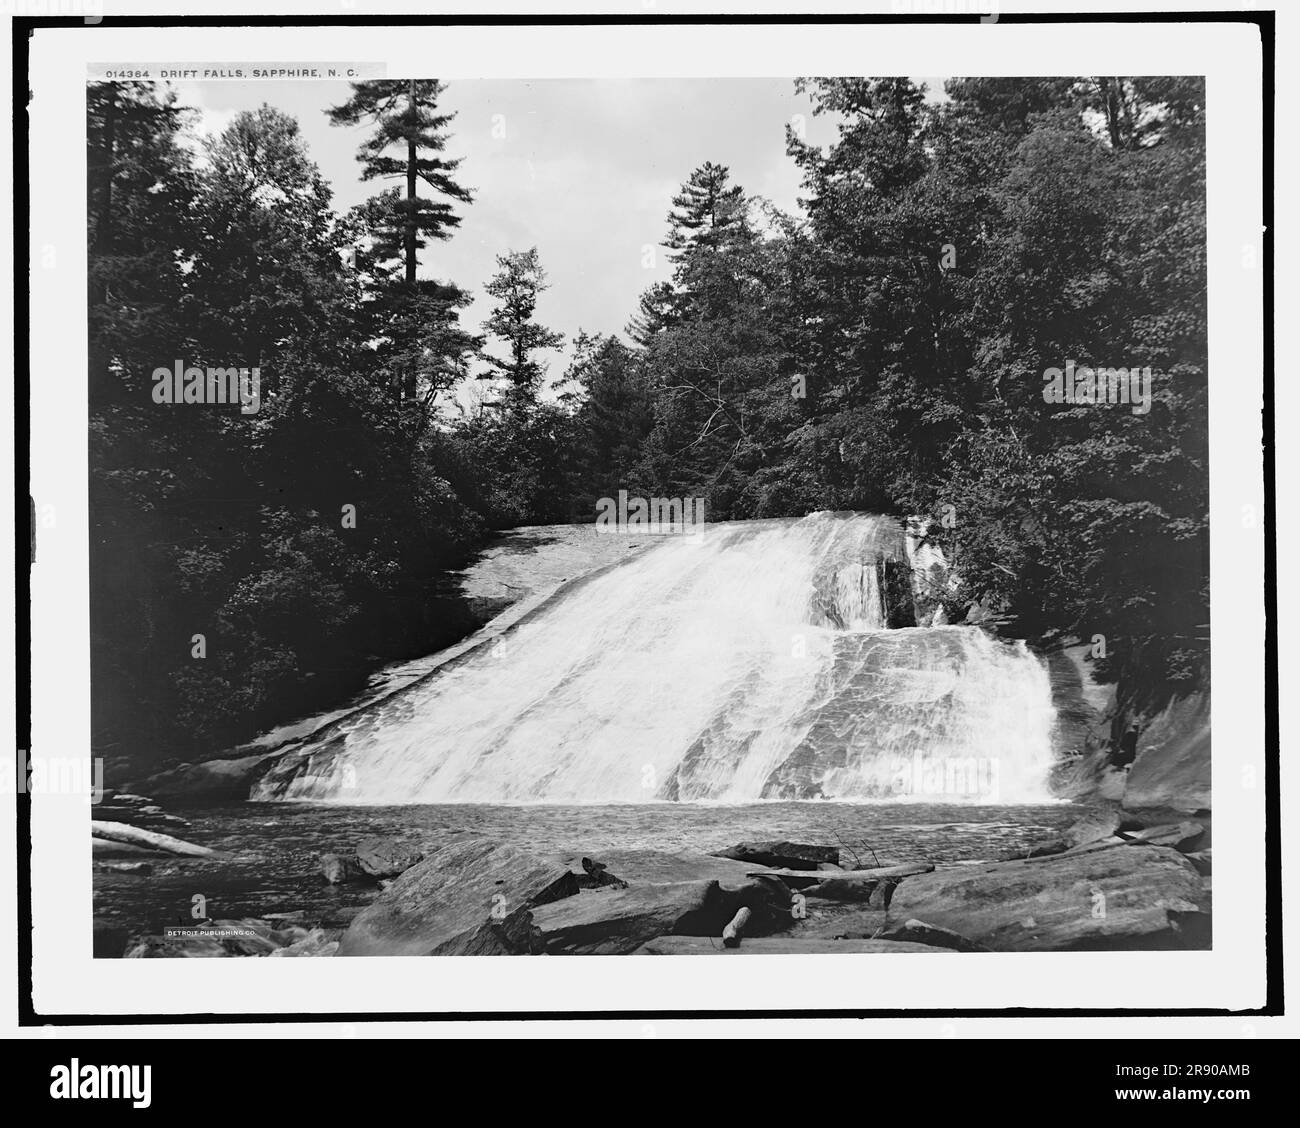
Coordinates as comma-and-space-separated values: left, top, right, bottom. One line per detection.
95, 798, 1082, 936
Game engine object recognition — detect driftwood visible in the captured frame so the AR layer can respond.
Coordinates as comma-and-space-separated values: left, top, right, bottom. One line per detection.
748, 862, 932, 882
90, 820, 216, 857
722, 907, 752, 948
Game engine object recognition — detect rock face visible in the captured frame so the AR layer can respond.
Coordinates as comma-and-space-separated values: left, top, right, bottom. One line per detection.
712, 841, 839, 870
132, 751, 282, 802
1123, 692, 1210, 811
337, 838, 580, 956
886, 846, 1209, 951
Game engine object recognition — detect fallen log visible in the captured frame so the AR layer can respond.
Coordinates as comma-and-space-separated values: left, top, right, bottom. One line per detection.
90, 820, 217, 857
749, 862, 932, 882
722, 907, 752, 948
762, 862, 935, 903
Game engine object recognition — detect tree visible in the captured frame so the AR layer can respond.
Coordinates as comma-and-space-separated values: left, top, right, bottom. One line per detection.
665, 161, 749, 258
329, 80, 477, 410
328, 79, 472, 280
87, 82, 196, 406
481, 247, 565, 408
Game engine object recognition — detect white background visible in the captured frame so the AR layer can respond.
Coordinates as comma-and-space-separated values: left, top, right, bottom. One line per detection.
4, 0, 1289, 1035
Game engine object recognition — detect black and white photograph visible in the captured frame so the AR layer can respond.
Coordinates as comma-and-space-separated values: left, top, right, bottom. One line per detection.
9, 2, 1286, 1062
81, 64, 1220, 962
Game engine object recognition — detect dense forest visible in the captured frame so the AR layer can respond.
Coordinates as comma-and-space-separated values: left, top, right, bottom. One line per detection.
87, 76, 1207, 767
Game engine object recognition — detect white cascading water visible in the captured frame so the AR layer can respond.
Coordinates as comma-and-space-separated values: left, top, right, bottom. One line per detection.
253, 512, 1057, 805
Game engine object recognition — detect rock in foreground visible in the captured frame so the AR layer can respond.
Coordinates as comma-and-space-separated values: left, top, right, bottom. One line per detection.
337, 837, 579, 956
528, 881, 736, 954
886, 845, 1209, 951
355, 837, 425, 879
526, 869, 791, 954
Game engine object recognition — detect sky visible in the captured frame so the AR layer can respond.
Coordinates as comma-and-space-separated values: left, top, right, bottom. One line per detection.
173, 77, 943, 396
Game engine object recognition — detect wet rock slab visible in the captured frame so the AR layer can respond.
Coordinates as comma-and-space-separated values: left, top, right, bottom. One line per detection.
337, 837, 579, 956
886, 845, 1209, 951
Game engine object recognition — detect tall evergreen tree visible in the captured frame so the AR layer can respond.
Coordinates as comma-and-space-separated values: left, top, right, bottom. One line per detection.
481, 247, 565, 409
328, 80, 477, 411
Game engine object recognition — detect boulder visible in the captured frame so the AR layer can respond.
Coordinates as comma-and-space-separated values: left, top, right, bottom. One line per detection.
337, 838, 579, 956
90, 821, 217, 857
355, 838, 424, 879
528, 881, 736, 955
319, 852, 369, 884
635, 936, 944, 954
711, 841, 839, 870
1065, 808, 1124, 848
887, 845, 1209, 951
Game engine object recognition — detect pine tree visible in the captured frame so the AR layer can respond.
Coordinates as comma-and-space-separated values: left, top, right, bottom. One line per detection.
328, 80, 477, 410
665, 161, 749, 259
481, 247, 564, 409
328, 79, 472, 279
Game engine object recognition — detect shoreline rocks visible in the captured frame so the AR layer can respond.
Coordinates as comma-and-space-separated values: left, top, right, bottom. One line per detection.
337, 838, 580, 956
885, 845, 1209, 951
99, 818, 1214, 957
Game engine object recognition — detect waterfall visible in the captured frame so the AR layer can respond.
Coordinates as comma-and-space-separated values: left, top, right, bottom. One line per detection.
253, 512, 1057, 805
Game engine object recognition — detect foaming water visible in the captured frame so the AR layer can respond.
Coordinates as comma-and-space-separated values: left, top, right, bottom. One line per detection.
254, 513, 1057, 805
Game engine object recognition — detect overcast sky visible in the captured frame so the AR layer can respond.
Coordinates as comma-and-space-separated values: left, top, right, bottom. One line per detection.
174, 77, 942, 394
